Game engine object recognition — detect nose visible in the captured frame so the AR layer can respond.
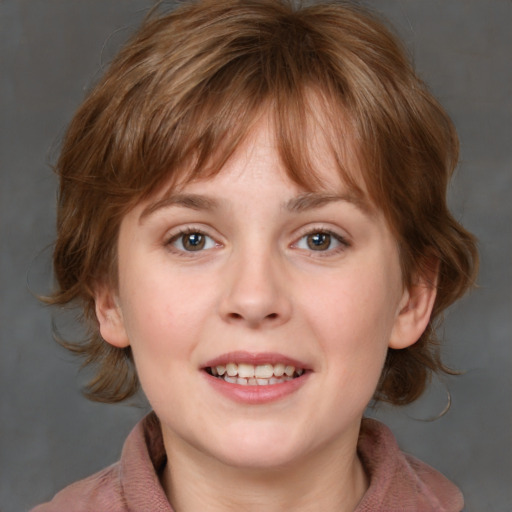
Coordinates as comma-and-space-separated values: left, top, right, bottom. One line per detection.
219, 247, 292, 329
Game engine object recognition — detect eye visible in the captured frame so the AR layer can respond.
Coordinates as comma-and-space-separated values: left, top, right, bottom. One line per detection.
169, 230, 217, 252
295, 230, 348, 253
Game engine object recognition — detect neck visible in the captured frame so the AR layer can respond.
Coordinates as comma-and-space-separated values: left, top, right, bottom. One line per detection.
160, 428, 368, 512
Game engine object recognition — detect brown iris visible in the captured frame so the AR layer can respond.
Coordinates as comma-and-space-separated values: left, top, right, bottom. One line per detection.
182, 233, 206, 251
307, 232, 331, 250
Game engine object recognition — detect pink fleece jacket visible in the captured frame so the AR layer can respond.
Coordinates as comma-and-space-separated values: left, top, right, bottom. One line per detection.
32, 413, 463, 511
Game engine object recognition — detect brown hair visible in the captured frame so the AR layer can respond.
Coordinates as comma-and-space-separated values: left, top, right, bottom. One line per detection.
49, 0, 478, 404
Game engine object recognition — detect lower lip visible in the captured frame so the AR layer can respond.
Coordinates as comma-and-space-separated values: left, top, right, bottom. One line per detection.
203, 371, 310, 404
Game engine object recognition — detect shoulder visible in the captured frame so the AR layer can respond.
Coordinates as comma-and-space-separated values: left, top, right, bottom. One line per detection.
356, 418, 464, 512
31, 413, 172, 512
30, 463, 125, 512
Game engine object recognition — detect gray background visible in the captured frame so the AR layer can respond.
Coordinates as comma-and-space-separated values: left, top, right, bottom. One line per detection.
1, 1, 510, 511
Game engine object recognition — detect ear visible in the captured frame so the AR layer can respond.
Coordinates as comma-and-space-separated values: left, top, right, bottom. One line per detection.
94, 285, 130, 348
389, 265, 438, 350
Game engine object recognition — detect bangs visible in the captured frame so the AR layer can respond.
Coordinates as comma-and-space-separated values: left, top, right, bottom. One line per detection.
132, 83, 365, 212
103, 5, 366, 208
155, 92, 365, 203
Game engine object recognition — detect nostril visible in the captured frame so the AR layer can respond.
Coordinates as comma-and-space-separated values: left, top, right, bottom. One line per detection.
226, 311, 279, 322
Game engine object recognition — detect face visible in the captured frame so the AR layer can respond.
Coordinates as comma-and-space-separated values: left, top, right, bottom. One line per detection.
97, 118, 433, 472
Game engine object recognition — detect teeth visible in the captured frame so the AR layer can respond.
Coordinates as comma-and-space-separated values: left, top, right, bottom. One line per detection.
210, 362, 304, 383
226, 363, 238, 377
284, 365, 295, 377
237, 363, 255, 378
273, 363, 285, 377
255, 364, 274, 379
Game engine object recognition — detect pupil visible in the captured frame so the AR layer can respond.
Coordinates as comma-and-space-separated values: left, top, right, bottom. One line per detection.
307, 233, 330, 250
184, 233, 205, 250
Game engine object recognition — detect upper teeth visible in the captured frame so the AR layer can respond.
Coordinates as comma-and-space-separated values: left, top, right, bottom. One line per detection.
211, 363, 303, 378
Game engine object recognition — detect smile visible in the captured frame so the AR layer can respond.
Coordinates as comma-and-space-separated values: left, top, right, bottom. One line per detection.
205, 363, 305, 385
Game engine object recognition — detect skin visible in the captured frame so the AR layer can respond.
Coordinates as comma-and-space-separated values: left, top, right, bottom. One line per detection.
96, 117, 436, 512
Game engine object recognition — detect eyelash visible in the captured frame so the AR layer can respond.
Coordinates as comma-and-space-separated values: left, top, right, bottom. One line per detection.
165, 226, 350, 256
166, 227, 219, 256
293, 228, 350, 256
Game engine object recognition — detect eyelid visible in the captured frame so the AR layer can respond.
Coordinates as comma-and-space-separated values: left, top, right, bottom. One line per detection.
165, 225, 222, 254
291, 225, 351, 254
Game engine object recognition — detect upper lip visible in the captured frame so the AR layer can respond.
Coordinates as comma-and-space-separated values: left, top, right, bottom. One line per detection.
202, 351, 311, 370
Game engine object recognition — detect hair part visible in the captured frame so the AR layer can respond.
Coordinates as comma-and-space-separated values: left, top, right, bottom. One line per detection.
48, 0, 478, 404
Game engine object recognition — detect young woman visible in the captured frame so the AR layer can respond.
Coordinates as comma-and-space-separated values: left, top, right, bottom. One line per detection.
33, 1, 477, 510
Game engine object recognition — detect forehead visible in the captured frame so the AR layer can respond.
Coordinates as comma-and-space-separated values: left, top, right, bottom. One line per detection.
147, 107, 371, 213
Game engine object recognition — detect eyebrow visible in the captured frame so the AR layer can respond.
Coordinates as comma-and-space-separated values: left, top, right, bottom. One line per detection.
139, 190, 373, 223
139, 193, 219, 222
284, 192, 373, 215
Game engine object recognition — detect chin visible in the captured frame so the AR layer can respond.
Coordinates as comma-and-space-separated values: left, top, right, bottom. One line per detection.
206, 427, 310, 471
217, 448, 301, 472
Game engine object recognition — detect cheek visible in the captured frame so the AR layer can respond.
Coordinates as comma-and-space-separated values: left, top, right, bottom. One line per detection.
119, 282, 198, 408
118, 264, 220, 361
304, 264, 401, 381
310, 269, 399, 339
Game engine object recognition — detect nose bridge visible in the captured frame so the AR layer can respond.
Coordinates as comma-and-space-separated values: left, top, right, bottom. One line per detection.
220, 239, 291, 327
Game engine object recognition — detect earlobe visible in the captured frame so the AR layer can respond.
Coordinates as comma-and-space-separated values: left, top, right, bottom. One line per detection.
389, 271, 438, 350
94, 286, 130, 348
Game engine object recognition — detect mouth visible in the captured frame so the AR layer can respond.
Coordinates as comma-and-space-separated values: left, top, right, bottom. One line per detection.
205, 363, 305, 386
202, 353, 311, 403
